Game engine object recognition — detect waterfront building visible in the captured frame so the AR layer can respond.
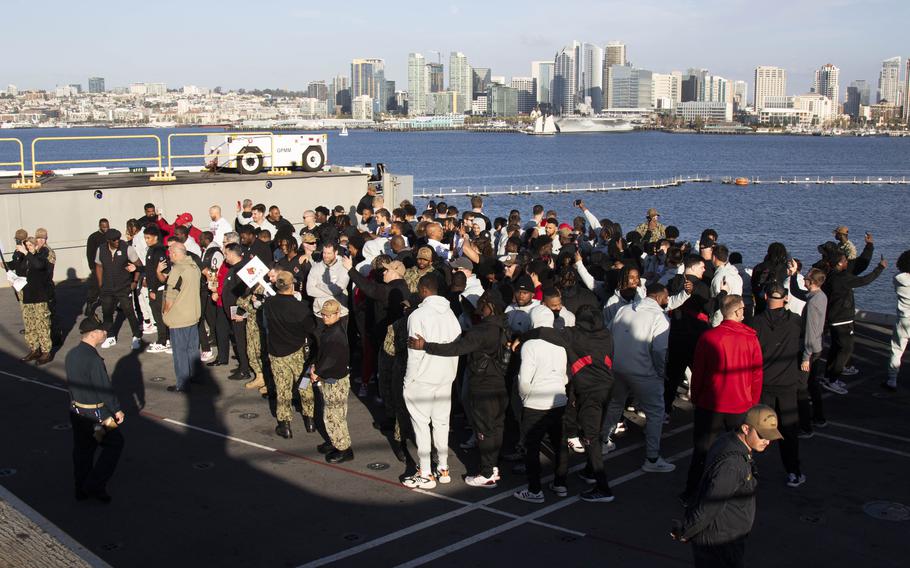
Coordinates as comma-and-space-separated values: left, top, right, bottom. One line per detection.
733, 80, 748, 109
449, 52, 472, 114
471, 95, 488, 115
328, 75, 351, 116
395, 91, 409, 114
351, 58, 386, 114
6, 85, 17, 96
607, 65, 652, 109
579, 42, 604, 111
680, 69, 708, 103
553, 41, 579, 115
300, 98, 328, 119
601, 41, 627, 110
652, 72, 681, 109
812, 63, 840, 111
88, 77, 105, 94
850, 80, 871, 106
510, 77, 535, 114
703, 75, 732, 104
428, 63, 444, 93
794, 94, 834, 124
307, 80, 328, 102
408, 53, 429, 116
754, 66, 787, 111
877, 57, 901, 105
531, 61, 554, 107
869, 102, 901, 124
905, 59, 910, 122
487, 84, 518, 116
675, 101, 733, 123
472, 68, 491, 99
844, 84, 862, 118
386, 81, 397, 113
427, 91, 459, 115
352, 95, 374, 121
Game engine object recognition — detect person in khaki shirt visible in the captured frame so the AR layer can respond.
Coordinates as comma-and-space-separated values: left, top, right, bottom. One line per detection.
160, 242, 201, 393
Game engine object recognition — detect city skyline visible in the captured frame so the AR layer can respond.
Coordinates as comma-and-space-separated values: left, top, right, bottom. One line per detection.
2, 0, 908, 95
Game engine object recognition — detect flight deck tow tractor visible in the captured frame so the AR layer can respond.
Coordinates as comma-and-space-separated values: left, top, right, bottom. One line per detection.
204, 133, 328, 175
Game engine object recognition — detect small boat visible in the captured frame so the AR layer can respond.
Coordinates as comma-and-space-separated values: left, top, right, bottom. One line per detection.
734, 177, 749, 186
339, 125, 349, 137
524, 111, 557, 136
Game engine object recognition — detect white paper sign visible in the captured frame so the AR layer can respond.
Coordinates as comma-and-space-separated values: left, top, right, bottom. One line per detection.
237, 256, 275, 296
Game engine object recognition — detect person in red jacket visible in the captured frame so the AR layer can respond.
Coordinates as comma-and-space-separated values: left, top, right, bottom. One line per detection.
682, 294, 763, 503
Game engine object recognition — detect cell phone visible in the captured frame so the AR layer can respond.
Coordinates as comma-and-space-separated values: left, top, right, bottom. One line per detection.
574, 199, 581, 207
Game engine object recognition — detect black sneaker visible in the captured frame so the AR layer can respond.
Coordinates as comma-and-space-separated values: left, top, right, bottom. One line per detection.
580, 487, 615, 503
577, 471, 597, 485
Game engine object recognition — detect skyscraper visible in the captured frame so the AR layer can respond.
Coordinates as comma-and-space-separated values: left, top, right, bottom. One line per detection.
327, 75, 350, 116
510, 77, 535, 114
651, 73, 681, 109
579, 43, 604, 111
732, 80, 748, 109
553, 41, 579, 115
88, 77, 105, 93
307, 80, 328, 102
601, 41, 627, 110
878, 56, 901, 105
813, 63, 840, 110
844, 85, 862, 118
703, 75, 732, 103
351, 58, 387, 114
427, 63, 444, 93
408, 53, 429, 116
904, 59, 910, 121
754, 66, 787, 111
531, 61, 554, 107
472, 67, 490, 98
449, 52, 472, 114
607, 65, 652, 109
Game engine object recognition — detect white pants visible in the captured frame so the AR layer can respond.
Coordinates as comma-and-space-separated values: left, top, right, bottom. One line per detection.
138, 286, 152, 323
404, 380, 452, 474
889, 317, 910, 383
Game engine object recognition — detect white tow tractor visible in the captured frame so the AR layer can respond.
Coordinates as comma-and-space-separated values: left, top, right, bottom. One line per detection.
204, 133, 328, 174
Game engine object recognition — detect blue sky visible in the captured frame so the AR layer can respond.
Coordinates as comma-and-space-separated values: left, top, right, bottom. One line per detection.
3, 0, 907, 95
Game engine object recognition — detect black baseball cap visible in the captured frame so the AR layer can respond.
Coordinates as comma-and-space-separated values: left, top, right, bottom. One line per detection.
514, 274, 535, 292
79, 318, 110, 334
105, 228, 122, 241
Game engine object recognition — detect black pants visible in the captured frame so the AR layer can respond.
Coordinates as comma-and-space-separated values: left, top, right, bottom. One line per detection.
85, 275, 101, 311
692, 537, 746, 568
148, 290, 168, 344
665, 327, 702, 414
761, 388, 800, 475
826, 323, 854, 380
101, 291, 142, 338
71, 412, 124, 494
685, 408, 746, 497
522, 406, 568, 493
214, 305, 231, 363
470, 388, 508, 479
575, 382, 613, 491
798, 355, 826, 430
230, 316, 250, 373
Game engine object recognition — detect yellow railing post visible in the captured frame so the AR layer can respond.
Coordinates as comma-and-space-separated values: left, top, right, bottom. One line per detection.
26, 135, 167, 187
0, 138, 34, 189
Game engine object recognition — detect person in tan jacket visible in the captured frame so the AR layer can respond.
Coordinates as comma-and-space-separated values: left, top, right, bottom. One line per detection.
161, 242, 201, 393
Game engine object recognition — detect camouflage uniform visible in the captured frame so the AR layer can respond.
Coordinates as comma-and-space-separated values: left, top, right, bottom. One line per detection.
321, 376, 351, 451
22, 302, 52, 353
404, 266, 434, 293
838, 239, 858, 260
237, 291, 264, 377
634, 221, 666, 243
270, 346, 306, 422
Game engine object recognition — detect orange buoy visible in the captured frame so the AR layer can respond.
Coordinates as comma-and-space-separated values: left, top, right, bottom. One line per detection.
734, 177, 749, 186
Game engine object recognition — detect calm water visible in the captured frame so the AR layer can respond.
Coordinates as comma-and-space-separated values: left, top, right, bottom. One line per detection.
1, 127, 907, 312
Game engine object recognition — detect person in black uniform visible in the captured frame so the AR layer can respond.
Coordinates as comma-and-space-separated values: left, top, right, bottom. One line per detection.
220, 243, 252, 381
95, 228, 143, 350
66, 318, 125, 503
84, 218, 110, 316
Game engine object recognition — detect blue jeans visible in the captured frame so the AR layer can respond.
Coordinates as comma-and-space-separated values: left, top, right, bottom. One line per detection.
171, 325, 199, 389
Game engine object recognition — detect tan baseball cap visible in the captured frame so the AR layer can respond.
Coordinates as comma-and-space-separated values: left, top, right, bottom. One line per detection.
744, 405, 783, 440
834, 226, 849, 235
274, 270, 295, 291
34, 228, 48, 239
382, 260, 406, 278
320, 299, 341, 316
646, 208, 660, 218
301, 232, 317, 244
14, 229, 28, 241
417, 246, 433, 261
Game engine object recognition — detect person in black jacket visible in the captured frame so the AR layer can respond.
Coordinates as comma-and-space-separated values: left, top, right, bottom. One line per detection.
750, 285, 804, 487
84, 219, 110, 315
220, 243, 252, 381
143, 226, 170, 351
13, 237, 54, 364
311, 299, 354, 463
665, 255, 708, 417
409, 290, 510, 488
672, 405, 781, 568
521, 303, 617, 502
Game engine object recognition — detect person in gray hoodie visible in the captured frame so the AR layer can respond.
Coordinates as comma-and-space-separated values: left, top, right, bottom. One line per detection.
887, 250, 910, 391
603, 283, 676, 473
788, 265, 829, 434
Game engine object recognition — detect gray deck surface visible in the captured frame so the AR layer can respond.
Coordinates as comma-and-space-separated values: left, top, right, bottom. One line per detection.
1, 282, 908, 567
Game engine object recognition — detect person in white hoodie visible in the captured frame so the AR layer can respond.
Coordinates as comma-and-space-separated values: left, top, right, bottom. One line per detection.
710, 245, 743, 327
887, 250, 910, 390
306, 242, 350, 314
513, 305, 569, 503
401, 274, 462, 490
603, 283, 676, 473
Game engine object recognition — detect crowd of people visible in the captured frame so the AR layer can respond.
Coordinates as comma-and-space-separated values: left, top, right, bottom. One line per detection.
9, 187, 910, 566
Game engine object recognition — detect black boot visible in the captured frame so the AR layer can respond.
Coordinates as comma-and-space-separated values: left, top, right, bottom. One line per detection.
275, 421, 292, 439
326, 448, 354, 464
303, 416, 316, 433
317, 441, 335, 454
392, 441, 407, 463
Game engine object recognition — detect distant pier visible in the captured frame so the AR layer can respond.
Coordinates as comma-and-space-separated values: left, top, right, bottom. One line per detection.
415, 176, 711, 198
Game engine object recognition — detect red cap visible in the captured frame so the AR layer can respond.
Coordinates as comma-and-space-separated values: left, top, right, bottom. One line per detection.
558, 223, 572, 231
539, 220, 548, 227
176, 212, 193, 225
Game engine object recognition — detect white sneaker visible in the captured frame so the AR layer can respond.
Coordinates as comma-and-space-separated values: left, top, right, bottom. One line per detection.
101, 337, 117, 349
513, 489, 544, 504
491, 466, 500, 481
642, 456, 677, 473
602, 439, 616, 454
402, 471, 436, 489
142, 322, 157, 335
147, 343, 169, 353
131, 337, 142, 351
200, 350, 214, 362
786, 473, 807, 488
567, 437, 585, 454
819, 378, 848, 395
465, 474, 497, 488
841, 366, 859, 377
435, 468, 451, 484
549, 482, 568, 498
459, 433, 477, 449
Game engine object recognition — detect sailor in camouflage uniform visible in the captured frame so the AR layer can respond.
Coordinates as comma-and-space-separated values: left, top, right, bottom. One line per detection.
312, 299, 354, 463
12, 236, 54, 365
238, 285, 267, 391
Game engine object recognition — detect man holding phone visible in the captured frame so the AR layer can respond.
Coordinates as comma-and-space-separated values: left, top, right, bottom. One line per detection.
635, 207, 666, 244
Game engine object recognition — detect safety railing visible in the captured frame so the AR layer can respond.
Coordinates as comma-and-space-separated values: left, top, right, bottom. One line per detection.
166, 131, 289, 179
0, 138, 29, 188
26, 135, 170, 188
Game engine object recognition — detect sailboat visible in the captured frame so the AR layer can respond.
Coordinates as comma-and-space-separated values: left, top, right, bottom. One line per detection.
524, 109, 556, 136
339, 125, 349, 137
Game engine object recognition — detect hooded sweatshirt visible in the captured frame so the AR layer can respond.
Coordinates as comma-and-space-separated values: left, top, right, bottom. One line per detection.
518, 306, 568, 410
691, 319, 763, 414
894, 273, 910, 319
425, 314, 509, 393
609, 297, 670, 380
404, 295, 461, 387
750, 307, 802, 390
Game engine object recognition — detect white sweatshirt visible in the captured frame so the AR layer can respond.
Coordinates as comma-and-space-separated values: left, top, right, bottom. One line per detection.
896, 273, 910, 319
518, 306, 568, 410
505, 300, 541, 334
711, 262, 743, 297
405, 295, 462, 386
609, 297, 670, 380
306, 259, 350, 313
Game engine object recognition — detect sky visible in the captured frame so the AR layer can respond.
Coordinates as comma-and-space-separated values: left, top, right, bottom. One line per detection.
2, 0, 908, 97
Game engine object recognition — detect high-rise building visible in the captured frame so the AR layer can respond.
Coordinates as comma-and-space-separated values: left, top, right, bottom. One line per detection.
680, 69, 708, 103
472, 67, 490, 99
487, 84, 518, 116
6, 85, 18, 96
408, 53, 429, 116
327, 75, 351, 116
579, 42, 604, 111
877, 57, 901, 104
449, 52, 472, 114
553, 41, 579, 115
352, 95, 374, 121
386, 80, 397, 112
607, 65, 652, 109
703, 75, 732, 103
851, 79, 870, 106
754, 66, 787, 111
307, 80, 328, 102
652, 72, 681, 109
88, 77, 105, 93
601, 41, 627, 110
733, 80, 748, 109
844, 85, 862, 118
510, 77, 535, 114
68, 83, 83, 94
351, 58, 387, 114
904, 59, 910, 121
812, 63, 840, 110
427, 63, 444, 93
531, 61, 554, 107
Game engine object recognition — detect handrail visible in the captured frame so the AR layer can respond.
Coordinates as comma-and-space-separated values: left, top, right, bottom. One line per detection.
167, 131, 276, 178
0, 138, 27, 188
29, 135, 166, 188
